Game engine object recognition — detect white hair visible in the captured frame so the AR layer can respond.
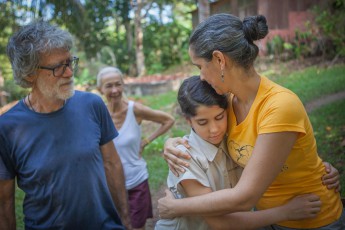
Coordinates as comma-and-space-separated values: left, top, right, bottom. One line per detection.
96, 67, 123, 88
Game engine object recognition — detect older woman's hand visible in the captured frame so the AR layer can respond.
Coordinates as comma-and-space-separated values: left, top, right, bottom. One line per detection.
163, 137, 191, 176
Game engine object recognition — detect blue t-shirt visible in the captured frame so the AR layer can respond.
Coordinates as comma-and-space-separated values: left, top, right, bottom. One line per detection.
0, 91, 124, 230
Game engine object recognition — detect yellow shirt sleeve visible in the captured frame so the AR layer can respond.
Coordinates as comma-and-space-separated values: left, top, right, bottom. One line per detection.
257, 91, 307, 135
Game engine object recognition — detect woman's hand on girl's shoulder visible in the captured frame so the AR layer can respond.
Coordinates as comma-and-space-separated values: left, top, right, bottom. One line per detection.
163, 137, 191, 176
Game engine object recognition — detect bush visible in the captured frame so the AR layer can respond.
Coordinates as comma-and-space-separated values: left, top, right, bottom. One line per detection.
313, 0, 345, 57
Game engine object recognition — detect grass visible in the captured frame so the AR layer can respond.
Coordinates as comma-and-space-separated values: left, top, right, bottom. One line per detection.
267, 64, 345, 103
14, 63, 345, 227
309, 99, 345, 197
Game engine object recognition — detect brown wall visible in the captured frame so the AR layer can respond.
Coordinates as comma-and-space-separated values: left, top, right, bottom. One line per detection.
191, 0, 328, 54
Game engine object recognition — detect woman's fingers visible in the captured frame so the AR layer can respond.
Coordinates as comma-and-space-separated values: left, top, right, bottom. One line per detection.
162, 137, 192, 175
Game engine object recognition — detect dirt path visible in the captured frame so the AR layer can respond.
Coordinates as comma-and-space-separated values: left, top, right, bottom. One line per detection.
145, 91, 345, 230
304, 91, 345, 113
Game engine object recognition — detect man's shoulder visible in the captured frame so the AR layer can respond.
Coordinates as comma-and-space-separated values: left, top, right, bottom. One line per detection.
74, 90, 100, 99
72, 91, 103, 104
0, 100, 22, 122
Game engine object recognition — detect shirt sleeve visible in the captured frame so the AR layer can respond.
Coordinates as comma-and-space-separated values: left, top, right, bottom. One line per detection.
258, 92, 307, 135
93, 95, 118, 146
0, 144, 15, 179
167, 146, 211, 189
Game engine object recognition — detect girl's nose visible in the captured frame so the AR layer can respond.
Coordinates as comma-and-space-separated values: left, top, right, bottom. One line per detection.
209, 122, 219, 133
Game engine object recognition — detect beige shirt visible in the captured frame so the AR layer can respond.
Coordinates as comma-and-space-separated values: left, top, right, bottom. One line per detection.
155, 130, 242, 230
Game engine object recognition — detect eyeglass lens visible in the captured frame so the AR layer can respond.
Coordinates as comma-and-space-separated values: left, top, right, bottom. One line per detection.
54, 58, 78, 77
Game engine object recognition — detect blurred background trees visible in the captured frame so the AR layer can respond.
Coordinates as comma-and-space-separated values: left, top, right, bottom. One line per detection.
0, 0, 344, 103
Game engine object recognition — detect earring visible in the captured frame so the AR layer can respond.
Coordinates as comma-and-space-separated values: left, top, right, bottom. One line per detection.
221, 70, 224, 82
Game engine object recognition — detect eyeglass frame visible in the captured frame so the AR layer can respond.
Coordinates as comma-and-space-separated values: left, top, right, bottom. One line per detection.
37, 56, 79, 77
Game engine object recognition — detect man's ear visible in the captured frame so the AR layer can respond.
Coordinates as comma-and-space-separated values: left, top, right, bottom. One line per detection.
25, 74, 36, 83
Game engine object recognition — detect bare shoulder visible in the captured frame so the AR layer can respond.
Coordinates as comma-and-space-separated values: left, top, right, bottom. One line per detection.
133, 101, 152, 115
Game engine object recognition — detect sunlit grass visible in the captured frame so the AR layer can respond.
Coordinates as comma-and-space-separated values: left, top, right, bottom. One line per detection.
270, 64, 345, 103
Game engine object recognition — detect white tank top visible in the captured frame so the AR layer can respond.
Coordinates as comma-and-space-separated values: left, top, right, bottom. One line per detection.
113, 101, 148, 189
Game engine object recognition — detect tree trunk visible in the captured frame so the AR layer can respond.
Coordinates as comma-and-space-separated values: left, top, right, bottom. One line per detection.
198, 0, 210, 23
134, 0, 146, 77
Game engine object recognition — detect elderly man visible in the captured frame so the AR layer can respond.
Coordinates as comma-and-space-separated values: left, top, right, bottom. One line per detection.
0, 21, 131, 230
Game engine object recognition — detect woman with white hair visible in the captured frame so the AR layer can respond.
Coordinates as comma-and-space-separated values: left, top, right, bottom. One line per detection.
97, 67, 175, 230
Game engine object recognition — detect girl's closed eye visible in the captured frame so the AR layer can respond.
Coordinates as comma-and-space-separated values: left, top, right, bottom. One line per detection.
197, 120, 207, 126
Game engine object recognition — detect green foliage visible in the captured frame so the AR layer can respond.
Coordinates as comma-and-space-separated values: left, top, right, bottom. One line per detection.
15, 186, 25, 229
3, 79, 29, 102
143, 5, 192, 75
266, 25, 317, 60
291, 28, 315, 59
309, 100, 345, 197
142, 134, 170, 190
132, 90, 177, 110
313, 0, 345, 57
266, 35, 285, 56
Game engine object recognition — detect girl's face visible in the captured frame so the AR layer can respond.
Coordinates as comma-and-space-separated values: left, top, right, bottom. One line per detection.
189, 47, 227, 95
99, 73, 124, 104
187, 105, 227, 146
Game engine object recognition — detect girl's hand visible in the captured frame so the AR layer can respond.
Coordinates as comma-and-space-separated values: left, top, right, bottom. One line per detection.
322, 161, 340, 192
282, 194, 321, 220
163, 137, 191, 176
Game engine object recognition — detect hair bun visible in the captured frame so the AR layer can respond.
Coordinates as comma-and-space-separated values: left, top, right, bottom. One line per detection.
243, 15, 268, 42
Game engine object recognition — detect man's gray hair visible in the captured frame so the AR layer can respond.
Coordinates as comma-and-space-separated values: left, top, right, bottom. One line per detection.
6, 20, 73, 88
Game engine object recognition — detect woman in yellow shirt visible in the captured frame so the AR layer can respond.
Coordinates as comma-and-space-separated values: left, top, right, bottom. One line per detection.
159, 13, 344, 229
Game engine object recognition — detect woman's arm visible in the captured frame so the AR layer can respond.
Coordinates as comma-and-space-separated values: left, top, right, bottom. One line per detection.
163, 139, 341, 189
133, 103, 174, 154
206, 194, 320, 230
178, 177, 321, 230
158, 131, 298, 218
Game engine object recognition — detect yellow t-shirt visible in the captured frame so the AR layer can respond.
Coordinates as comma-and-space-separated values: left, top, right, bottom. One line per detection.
227, 76, 342, 228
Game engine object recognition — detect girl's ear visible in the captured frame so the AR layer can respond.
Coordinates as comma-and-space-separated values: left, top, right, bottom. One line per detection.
185, 117, 192, 126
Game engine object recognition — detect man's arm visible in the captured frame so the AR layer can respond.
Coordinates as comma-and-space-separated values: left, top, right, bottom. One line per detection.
0, 179, 15, 230
101, 141, 132, 230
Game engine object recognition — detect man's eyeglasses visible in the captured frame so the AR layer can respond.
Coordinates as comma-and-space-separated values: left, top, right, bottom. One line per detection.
37, 56, 79, 77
